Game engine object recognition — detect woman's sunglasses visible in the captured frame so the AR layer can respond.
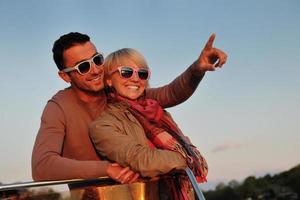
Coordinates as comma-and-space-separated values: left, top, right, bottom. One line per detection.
62, 53, 104, 75
110, 66, 150, 80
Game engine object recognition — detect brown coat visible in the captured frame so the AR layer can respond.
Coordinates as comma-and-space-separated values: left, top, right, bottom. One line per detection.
90, 102, 187, 177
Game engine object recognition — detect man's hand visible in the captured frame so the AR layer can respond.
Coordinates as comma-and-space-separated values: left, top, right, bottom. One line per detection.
194, 33, 228, 73
106, 163, 140, 184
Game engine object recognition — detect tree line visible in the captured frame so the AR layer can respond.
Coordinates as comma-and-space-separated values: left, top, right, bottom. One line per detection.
203, 164, 300, 200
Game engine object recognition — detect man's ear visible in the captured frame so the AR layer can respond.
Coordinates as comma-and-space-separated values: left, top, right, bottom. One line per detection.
58, 71, 72, 83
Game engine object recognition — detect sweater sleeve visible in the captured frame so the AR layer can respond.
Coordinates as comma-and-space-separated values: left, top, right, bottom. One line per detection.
31, 101, 110, 181
145, 62, 205, 108
89, 114, 187, 178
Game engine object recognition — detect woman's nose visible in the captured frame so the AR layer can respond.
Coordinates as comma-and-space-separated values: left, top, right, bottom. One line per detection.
130, 72, 140, 81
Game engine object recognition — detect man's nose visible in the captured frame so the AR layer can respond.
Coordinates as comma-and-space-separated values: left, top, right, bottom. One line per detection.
90, 62, 103, 74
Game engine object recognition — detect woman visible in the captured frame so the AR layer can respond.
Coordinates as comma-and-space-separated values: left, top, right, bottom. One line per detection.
89, 48, 208, 189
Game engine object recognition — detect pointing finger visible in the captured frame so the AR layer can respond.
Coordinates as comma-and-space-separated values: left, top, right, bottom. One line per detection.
204, 33, 216, 50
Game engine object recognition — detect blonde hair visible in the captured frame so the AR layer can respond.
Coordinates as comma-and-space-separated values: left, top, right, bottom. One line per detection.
104, 48, 149, 75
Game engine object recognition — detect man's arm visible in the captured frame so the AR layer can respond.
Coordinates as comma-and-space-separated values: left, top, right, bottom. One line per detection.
32, 102, 139, 183
31, 101, 110, 180
145, 33, 227, 108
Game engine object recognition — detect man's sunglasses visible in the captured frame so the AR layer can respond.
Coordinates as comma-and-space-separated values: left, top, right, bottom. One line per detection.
110, 66, 150, 80
62, 53, 104, 75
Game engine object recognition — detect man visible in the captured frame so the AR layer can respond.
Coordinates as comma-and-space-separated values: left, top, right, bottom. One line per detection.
31, 32, 227, 183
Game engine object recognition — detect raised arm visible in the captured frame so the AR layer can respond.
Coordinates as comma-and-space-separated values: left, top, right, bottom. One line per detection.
146, 33, 227, 108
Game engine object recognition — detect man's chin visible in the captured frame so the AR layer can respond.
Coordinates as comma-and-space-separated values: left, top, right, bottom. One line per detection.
82, 84, 105, 94
92, 85, 105, 93
89, 81, 104, 90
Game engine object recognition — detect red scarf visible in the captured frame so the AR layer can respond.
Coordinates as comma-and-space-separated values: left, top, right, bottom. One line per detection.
112, 94, 208, 183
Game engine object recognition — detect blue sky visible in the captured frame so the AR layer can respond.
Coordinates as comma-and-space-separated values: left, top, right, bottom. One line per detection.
0, 0, 299, 190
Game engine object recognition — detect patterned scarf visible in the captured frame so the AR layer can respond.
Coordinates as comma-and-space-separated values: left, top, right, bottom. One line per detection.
112, 94, 208, 183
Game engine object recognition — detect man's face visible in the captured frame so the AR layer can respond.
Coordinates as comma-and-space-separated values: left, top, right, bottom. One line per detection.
62, 41, 104, 94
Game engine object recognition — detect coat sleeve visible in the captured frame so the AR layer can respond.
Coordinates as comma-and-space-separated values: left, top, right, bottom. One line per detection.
145, 62, 205, 108
89, 115, 187, 178
31, 101, 110, 181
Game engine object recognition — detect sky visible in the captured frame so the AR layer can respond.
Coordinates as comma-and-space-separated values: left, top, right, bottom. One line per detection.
0, 0, 299, 191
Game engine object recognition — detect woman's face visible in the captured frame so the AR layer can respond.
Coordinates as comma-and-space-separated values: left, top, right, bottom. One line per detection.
107, 60, 149, 100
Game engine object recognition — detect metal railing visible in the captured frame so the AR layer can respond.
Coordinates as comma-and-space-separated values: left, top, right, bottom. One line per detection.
0, 176, 112, 191
0, 169, 206, 200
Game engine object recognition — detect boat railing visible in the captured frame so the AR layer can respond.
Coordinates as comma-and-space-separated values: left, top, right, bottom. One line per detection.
0, 169, 206, 200
0, 176, 112, 191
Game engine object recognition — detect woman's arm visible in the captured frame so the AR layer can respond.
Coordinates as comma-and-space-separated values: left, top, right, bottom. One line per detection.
89, 114, 187, 178
145, 34, 227, 108
145, 62, 205, 108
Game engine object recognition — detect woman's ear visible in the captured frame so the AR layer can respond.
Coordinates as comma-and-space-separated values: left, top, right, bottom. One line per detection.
58, 71, 72, 83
